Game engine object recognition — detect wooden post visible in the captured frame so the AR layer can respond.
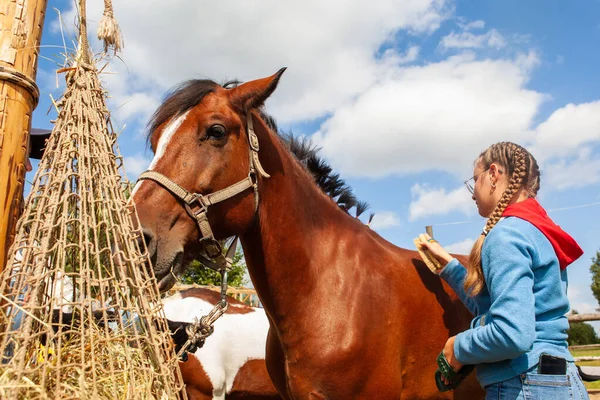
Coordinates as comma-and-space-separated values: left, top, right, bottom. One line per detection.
567, 313, 600, 323
0, 0, 48, 273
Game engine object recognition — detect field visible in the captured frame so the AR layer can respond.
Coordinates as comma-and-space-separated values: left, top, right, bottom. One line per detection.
572, 346, 600, 391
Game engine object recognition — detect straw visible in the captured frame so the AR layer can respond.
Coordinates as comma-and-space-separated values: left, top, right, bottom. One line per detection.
0, 2, 186, 398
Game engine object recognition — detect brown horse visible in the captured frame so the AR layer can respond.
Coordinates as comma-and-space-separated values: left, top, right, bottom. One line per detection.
132, 69, 484, 399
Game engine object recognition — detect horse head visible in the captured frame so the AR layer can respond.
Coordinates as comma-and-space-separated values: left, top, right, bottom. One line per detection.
132, 69, 286, 291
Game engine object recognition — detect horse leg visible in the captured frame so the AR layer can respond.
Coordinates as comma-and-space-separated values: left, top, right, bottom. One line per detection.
265, 328, 291, 400
212, 386, 226, 400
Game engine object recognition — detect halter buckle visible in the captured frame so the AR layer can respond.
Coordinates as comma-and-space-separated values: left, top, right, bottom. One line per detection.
188, 194, 208, 216
249, 132, 260, 152
248, 171, 258, 186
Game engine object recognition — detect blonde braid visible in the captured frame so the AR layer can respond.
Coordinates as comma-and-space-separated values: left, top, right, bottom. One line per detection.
464, 143, 530, 296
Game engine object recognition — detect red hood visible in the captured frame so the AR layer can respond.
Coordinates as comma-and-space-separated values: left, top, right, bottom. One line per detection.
502, 198, 583, 269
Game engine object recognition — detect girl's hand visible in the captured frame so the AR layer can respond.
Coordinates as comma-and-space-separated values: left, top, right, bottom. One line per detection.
442, 336, 464, 385
417, 233, 454, 269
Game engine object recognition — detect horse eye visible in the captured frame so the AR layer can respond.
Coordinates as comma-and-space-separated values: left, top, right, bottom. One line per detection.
207, 124, 226, 139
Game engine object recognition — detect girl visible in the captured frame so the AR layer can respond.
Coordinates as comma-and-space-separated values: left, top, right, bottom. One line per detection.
419, 142, 589, 399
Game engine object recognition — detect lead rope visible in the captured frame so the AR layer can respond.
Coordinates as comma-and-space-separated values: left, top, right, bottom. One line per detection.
176, 237, 239, 359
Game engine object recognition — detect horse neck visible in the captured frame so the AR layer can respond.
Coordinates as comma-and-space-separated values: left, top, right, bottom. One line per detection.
241, 114, 358, 313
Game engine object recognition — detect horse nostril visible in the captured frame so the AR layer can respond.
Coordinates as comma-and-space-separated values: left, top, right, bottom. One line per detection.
138, 230, 155, 251
144, 232, 154, 247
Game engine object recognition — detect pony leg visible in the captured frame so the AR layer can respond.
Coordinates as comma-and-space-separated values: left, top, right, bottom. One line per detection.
211, 386, 226, 400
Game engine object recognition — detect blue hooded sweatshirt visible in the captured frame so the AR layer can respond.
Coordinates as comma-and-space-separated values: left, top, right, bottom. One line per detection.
440, 215, 580, 388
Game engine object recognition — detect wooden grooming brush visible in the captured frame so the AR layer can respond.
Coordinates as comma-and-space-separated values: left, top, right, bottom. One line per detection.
414, 236, 443, 273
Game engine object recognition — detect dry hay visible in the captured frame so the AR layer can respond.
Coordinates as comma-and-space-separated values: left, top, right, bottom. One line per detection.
0, 4, 186, 398
0, 320, 174, 399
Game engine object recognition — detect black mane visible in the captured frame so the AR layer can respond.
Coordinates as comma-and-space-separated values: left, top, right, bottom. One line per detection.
147, 80, 370, 218
262, 113, 368, 217
278, 131, 369, 217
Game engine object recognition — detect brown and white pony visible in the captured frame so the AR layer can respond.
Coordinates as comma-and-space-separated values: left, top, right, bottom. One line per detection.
162, 288, 280, 400
133, 70, 484, 399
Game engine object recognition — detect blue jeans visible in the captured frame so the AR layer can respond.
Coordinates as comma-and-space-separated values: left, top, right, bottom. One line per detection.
485, 362, 589, 399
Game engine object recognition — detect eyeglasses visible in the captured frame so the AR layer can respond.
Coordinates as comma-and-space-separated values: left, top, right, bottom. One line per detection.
464, 168, 489, 195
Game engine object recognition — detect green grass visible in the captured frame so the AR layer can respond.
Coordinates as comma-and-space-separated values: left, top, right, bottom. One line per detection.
578, 360, 600, 366
572, 348, 600, 360
585, 380, 600, 390
571, 347, 600, 390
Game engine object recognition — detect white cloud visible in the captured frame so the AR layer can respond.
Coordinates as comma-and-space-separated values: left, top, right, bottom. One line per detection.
532, 100, 600, 163
123, 154, 151, 178
514, 51, 541, 72
48, 4, 600, 209
445, 238, 475, 255
369, 211, 401, 230
527, 101, 600, 193
409, 184, 474, 221
439, 28, 506, 51
36, 67, 64, 94
314, 51, 544, 178
568, 283, 600, 314
111, 91, 162, 127
55, 0, 451, 123
542, 147, 600, 191
460, 20, 485, 30
406, 142, 600, 219
383, 45, 421, 65
399, 85, 600, 216
570, 301, 598, 315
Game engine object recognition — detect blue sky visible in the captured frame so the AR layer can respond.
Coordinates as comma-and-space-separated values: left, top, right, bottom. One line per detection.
29, 1, 600, 317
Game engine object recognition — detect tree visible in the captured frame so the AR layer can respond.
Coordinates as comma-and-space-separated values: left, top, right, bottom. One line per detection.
567, 322, 600, 346
566, 309, 600, 346
180, 248, 248, 287
590, 249, 600, 305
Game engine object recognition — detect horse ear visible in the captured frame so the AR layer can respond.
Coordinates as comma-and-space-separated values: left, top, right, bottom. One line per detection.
229, 68, 286, 111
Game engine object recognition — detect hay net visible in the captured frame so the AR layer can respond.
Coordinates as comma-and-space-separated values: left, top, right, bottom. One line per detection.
0, 2, 187, 399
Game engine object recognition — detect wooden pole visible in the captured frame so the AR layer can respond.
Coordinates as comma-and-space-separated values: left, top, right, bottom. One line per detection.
567, 313, 600, 323
0, 0, 49, 273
